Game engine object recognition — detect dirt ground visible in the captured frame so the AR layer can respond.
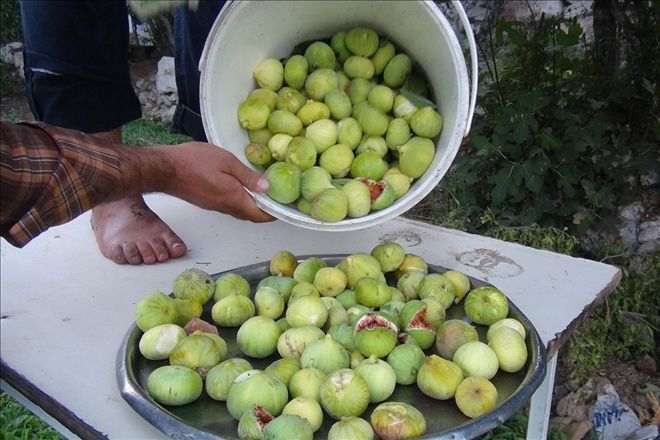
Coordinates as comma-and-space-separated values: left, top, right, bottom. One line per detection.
553, 352, 660, 429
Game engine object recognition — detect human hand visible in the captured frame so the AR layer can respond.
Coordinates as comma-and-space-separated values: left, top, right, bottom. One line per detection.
155, 142, 275, 223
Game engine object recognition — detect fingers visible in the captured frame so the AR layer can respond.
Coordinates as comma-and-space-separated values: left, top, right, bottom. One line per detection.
230, 190, 276, 223
219, 150, 274, 221
243, 206, 277, 223
225, 153, 270, 193
174, 143, 275, 222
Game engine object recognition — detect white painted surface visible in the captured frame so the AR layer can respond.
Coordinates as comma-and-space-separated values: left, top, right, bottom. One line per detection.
527, 353, 559, 440
0, 194, 620, 438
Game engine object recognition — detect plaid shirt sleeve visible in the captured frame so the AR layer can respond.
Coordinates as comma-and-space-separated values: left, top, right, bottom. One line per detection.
1, 122, 121, 247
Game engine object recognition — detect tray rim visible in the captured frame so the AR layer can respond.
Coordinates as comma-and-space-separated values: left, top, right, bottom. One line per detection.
116, 254, 547, 440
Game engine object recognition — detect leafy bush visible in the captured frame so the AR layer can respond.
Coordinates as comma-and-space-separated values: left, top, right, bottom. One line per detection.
446, 7, 659, 234
0, 0, 22, 43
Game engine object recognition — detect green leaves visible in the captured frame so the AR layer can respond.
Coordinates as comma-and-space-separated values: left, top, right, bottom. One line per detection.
495, 20, 526, 47
556, 20, 582, 47
398, 88, 437, 110
443, 11, 657, 234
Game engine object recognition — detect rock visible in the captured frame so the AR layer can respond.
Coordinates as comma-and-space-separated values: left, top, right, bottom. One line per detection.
637, 240, 659, 254
439, 1, 594, 45
636, 383, 660, 399
566, 378, 583, 392
129, 58, 179, 122
638, 218, 660, 243
549, 417, 594, 440
619, 202, 645, 222
590, 394, 641, 440
156, 56, 177, 94
466, 4, 488, 21
596, 377, 619, 399
550, 416, 575, 427
640, 170, 659, 187
558, 399, 591, 422
637, 215, 660, 253
569, 420, 593, 440
501, 1, 563, 21
557, 380, 597, 421
618, 202, 645, 247
635, 355, 656, 376
628, 425, 659, 440
0, 41, 24, 78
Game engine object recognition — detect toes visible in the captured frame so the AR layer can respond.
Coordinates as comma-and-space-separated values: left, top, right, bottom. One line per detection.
149, 240, 170, 263
163, 233, 187, 258
108, 245, 128, 264
123, 242, 143, 265
136, 241, 158, 265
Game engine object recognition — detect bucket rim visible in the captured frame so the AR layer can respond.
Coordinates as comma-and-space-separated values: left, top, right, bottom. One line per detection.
199, 0, 472, 232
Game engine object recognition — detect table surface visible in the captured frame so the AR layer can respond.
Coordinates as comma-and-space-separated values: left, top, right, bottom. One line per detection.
0, 194, 621, 439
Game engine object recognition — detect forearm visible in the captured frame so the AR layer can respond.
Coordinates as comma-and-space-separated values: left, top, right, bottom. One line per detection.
1, 121, 273, 247
109, 143, 177, 201
1, 122, 123, 246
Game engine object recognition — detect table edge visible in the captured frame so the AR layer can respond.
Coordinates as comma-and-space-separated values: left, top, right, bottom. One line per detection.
0, 358, 107, 439
546, 266, 623, 358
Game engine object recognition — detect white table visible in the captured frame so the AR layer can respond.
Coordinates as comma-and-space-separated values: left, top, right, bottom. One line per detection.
1, 194, 621, 439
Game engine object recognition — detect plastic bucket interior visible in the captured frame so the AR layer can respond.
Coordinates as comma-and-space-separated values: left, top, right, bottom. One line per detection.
200, 0, 476, 231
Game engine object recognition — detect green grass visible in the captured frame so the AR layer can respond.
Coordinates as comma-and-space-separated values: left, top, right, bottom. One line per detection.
479, 412, 529, 439
121, 118, 191, 146
564, 250, 659, 381
2, 107, 22, 123
0, 392, 63, 440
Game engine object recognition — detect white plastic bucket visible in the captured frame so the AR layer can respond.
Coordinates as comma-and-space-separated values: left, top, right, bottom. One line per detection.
199, 0, 477, 231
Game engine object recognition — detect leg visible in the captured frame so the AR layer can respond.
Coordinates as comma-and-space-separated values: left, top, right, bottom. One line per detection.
21, 0, 187, 264
526, 352, 558, 439
171, 0, 227, 141
90, 128, 187, 265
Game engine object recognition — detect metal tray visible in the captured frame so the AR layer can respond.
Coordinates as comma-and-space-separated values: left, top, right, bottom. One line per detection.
117, 255, 546, 439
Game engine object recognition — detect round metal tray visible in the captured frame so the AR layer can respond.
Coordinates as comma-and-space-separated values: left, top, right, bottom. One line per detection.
117, 255, 546, 439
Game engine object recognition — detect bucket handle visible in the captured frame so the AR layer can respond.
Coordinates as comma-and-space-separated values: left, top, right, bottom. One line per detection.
450, 0, 478, 137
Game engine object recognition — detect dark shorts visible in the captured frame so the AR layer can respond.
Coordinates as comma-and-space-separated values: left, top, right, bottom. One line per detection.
20, 0, 225, 141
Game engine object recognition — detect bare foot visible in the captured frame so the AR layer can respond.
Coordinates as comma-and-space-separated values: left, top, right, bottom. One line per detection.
91, 196, 187, 265
87, 128, 186, 265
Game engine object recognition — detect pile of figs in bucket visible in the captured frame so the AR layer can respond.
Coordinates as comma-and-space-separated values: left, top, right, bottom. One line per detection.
200, 1, 471, 231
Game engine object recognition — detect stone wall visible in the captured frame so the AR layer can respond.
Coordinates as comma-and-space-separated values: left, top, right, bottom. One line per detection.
453, 1, 593, 35
130, 56, 177, 122
0, 41, 23, 78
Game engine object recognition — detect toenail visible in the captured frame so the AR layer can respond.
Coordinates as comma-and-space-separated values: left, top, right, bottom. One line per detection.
159, 253, 168, 260
145, 256, 156, 264
171, 243, 184, 249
